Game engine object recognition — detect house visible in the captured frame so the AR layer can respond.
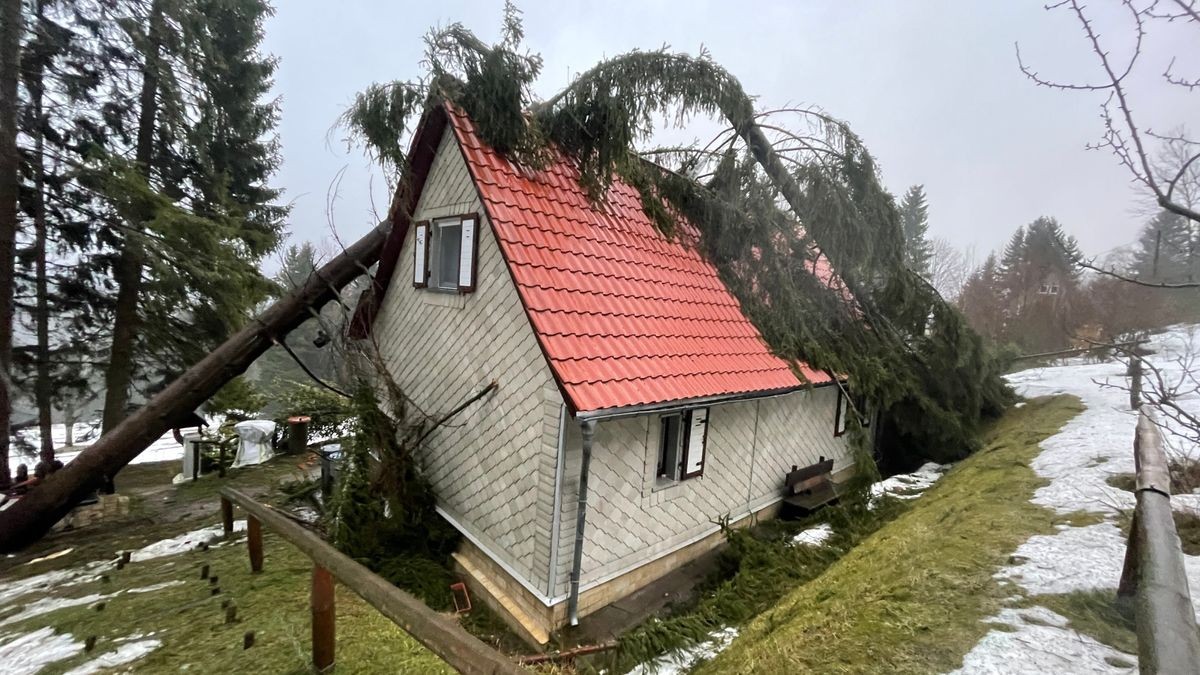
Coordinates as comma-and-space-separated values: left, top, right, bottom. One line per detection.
353, 102, 862, 645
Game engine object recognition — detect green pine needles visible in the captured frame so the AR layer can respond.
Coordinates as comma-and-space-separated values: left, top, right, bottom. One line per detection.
342, 4, 1011, 466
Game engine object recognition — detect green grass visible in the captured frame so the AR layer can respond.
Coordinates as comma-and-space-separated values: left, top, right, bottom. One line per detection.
696, 395, 1085, 674
0, 527, 452, 674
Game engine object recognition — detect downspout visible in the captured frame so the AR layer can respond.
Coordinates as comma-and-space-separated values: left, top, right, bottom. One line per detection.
567, 419, 596, 626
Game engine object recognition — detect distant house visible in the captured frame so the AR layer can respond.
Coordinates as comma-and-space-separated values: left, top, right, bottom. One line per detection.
352, 102, 862, 645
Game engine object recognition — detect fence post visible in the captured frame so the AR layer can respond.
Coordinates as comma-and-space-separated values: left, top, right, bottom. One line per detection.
220, 497, 234, 535
247, 516, 263, 573
312, 564, 335, 671
1129, 357, 1143, 410
1124, 408, 1200, 672
288, 415, 310, 455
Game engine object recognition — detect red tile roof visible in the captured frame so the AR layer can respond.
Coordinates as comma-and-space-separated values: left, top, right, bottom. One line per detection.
444, 104, 832, 414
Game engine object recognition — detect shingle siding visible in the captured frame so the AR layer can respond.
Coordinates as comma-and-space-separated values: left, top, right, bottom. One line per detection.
371, 127, 561, 594
552, 386, 854, 598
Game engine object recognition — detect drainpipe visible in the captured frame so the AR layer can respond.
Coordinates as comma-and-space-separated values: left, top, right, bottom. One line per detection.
567, 419, 596, 626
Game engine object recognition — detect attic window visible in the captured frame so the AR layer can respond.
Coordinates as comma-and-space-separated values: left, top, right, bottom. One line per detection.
656, 408, 708, 485
1038, 282, 1060, 295
413, 214, 478, 292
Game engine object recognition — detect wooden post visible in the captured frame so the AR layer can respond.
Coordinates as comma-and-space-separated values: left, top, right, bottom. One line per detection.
311, 564, 335, 671
287, 416, 310, 455
218, 442, 226, 478
217, 487, 526, 674
247, 515, 263, 573
1129, 357, 1143, 410
220, 497, 233, 535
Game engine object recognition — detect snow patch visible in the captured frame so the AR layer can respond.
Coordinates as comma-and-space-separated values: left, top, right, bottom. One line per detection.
0, 627, 84, 674
0, 593, 110, 628
791, 523, 833, 547
25, 548, 74, 566
871, 462, 949, 503
0, 560, 113, 607
63, 638, 162, 675
996, 523, 1128, 595
626, 627, 739, 675
950, 607, 1135, 674
129, 520, 246, 562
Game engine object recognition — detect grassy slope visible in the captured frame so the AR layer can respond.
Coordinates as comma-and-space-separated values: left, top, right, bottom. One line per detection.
0, 529, 452, 674
698, 395, 1086, 675
0, 468, 453, 674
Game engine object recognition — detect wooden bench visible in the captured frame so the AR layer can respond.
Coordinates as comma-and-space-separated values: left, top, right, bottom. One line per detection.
782, 457, 837, 512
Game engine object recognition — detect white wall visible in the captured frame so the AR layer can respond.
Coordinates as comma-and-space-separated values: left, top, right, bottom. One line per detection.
371, 127, 563, 595
552, 386, 854, 598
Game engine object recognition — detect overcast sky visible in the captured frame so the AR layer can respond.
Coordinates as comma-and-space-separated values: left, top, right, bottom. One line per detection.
260, 1, 1199, 270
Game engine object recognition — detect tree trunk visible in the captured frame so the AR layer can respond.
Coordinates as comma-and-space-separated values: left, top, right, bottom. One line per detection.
100, 0, 162, 466
30, 0, 52, 465
0, 0, 23, 488
0, 221, 389, 551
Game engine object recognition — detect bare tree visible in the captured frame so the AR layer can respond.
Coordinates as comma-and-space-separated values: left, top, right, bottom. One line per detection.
1019, 0, 1200, 224
928, 237, 973, 301
1022, 0, 1200, 288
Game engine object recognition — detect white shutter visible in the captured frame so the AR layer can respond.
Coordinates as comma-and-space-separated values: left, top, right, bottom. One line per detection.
457, 216, 477, 292
682, 408, 708, 479
413, 222, 429, 288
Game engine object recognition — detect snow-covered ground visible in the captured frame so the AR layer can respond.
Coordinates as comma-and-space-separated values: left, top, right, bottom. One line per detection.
0, 521, 246, 673
5, 423, 186, 476
954, 324, 1200, 674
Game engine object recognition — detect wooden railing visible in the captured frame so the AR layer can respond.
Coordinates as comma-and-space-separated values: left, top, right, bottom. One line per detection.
1117, 408, 1200, 673
218, 487, 526, 674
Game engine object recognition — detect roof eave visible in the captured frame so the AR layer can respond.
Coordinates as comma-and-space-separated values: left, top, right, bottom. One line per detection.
573, 379, 838, 422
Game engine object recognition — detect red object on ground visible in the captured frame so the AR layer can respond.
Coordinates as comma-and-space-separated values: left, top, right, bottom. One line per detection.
443, 105, 832, 413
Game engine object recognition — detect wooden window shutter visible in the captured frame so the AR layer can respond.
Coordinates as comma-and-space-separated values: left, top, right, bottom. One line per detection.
834, 388, 848, 437
457, 215, 479, 293
412, 221, 430, 288
681, 408, 709, 479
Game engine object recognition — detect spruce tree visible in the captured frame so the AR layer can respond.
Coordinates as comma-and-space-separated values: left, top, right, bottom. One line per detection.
0, 0, 21, 486
92, 0, 285, 439
898, 184, 932, 277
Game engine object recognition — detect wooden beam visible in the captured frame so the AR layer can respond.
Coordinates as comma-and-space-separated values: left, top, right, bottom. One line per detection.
219, 487, 526, 675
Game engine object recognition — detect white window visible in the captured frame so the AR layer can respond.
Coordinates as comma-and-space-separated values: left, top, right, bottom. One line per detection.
656, 408, 708, 484
413, 214, 478, 292
1038, 282, 1060, 295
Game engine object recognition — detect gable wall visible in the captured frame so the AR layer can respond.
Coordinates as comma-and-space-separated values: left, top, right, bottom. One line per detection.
552, 386, 854, 599
370, 127, 563, 596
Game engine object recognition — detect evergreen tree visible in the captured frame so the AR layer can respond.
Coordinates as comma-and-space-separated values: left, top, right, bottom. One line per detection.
0, 0, 20, 486
86, 0, 285, 437
898, 184, 932, 276
995, 217, 1082, 350
1132, 210, 1200, 320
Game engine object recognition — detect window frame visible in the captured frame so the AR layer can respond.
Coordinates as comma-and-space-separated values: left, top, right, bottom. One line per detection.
655, 407, 709, 485
416, 212, 480, 294
431, 217, 464, 292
